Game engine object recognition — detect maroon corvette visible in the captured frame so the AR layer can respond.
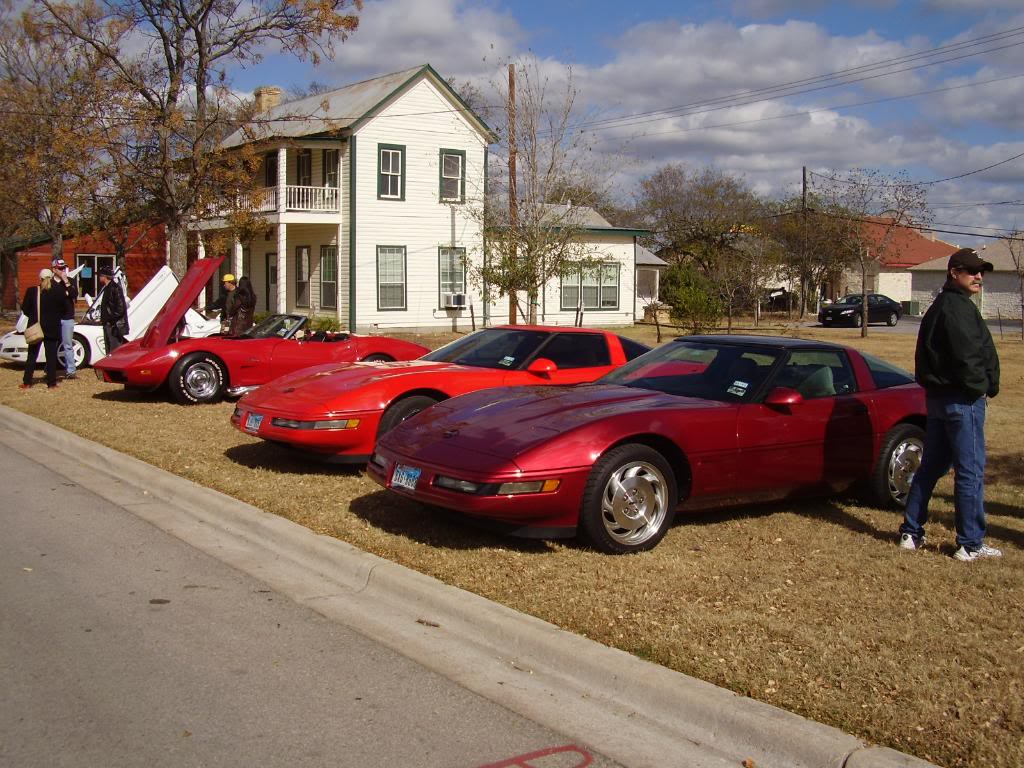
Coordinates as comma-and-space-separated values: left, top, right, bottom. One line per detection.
94, 258, 429, 404
368, 335, 927, 554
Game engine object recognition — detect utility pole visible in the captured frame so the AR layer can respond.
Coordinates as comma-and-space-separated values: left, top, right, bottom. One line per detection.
802, 166, 809, 316
507, 63, 519, 325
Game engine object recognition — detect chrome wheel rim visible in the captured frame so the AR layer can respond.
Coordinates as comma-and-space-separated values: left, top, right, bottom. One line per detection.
600, 461, 669, 546
888, 437, 923, 505
57, 340, 86, 368
183, 362, 220, 399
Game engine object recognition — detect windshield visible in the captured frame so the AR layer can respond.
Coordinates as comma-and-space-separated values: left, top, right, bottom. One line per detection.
239, 314, 307, 340
600, 339, 781, 402
834, 295, 863, 306
421, 328, 551, 369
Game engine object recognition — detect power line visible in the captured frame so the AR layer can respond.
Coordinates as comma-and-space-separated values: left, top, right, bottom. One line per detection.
808, 148, 1024, 187
558, 26, 1024, 135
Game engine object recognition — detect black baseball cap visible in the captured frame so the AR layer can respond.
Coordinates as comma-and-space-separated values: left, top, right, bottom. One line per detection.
947, 248, 993, 273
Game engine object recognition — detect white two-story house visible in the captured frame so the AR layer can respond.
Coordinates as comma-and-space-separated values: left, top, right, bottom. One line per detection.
201, 64, 494, 333
202, 64, 646, 331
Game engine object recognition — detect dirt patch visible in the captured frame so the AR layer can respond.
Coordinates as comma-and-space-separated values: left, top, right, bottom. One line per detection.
2, 320, 1022, 767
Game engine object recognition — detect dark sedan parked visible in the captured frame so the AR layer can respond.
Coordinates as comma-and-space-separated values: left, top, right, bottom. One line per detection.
819, 294, 902, 327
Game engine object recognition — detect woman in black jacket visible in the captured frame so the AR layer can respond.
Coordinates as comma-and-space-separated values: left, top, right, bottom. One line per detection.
20, 268, 64, 389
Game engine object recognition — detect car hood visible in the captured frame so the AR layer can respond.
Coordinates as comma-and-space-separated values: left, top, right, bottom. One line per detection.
139, 257, 224, 349
387, 383, 722, 461
240, 359, 480, 411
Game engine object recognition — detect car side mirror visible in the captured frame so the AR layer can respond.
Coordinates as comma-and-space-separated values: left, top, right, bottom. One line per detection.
527, 357, 557, 376
764, 386, 804, 409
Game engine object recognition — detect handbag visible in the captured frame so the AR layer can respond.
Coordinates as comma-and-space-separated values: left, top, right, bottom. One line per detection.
24, 289, 43, 344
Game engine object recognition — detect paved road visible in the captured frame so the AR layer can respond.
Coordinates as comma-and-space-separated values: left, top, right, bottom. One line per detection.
803, 315, 1023, 337
0, 436, 619, 768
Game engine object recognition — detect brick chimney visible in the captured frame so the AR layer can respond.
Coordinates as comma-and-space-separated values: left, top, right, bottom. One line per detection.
253, 86, 282, 113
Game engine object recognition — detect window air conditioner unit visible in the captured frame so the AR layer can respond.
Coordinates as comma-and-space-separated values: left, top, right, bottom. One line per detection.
443, 292, 467, 309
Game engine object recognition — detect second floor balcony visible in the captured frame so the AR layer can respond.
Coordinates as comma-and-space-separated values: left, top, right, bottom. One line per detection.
238, 185, 341, 214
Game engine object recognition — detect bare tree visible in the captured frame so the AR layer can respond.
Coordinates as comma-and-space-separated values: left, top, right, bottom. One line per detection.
811, 168, 930, 337
36, 0, 361, 277
472, 58, 618, 324
999, 229, 1024, 340
765, 195, 859, 318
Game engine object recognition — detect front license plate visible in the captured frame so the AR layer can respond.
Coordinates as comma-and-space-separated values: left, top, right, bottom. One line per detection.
244, 412, 264, 433
392, 463, 421, 492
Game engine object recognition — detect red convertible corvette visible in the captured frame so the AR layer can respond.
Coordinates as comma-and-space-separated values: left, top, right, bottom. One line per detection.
94, 258, 429, 404
368, 335, 927, 554
231, 325, 650, 463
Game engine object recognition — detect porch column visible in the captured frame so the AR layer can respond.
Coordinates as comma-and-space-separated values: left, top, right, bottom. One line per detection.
196, 233, 206, 310
277, 146, 287, 214
277, 223, 288, 313
336, 221, 344, 323
233, 238, 243, 278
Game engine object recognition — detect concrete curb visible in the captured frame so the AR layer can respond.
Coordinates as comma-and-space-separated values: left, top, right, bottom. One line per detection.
0, 405, 937, 768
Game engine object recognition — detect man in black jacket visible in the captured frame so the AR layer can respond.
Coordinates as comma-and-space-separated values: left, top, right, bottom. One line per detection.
98, 266, 129, 353
899, 247, 1001, 561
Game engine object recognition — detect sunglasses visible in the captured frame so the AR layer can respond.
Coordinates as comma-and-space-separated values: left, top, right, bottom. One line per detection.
957, 267, 983, 276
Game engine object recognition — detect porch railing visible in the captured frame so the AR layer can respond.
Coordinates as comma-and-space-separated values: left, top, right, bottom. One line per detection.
286, 185, 340, 212
220, 185, 341, 217
237, 187, 277, 213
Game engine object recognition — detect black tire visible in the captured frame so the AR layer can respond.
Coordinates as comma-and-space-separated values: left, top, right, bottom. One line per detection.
578, 444, 678, 554
853, 313, 863, 328
377, 395, 439, 437
886, 312, 899, 327
362, 353, 394, 362
57, 334, 90, 369
168, 352, 227, 404
868, 424, 925, 508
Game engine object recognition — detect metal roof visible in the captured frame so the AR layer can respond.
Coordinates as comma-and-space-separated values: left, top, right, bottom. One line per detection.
222, 64, 494, 148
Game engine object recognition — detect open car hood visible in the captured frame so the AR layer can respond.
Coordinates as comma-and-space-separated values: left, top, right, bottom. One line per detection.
139, 257, 224, 349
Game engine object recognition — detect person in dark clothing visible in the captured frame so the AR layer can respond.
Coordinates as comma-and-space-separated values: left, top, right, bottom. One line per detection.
209, 273, 236, 327
50, 257, 79, 379
899, 247, 1001, 562
227, 276, 256, 336
97, 266, 129, 353
20, 268, 63, 389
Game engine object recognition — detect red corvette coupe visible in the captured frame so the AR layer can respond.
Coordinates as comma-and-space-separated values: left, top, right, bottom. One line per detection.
94, 258, 429, 404
368, 335, 927, 554
231, 325, 650, 463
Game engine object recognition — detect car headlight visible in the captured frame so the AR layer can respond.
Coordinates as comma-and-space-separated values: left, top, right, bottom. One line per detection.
270, 417, 360, 430
840, 309, 855, 315
496, 479, 561, 495
313, 418, 360, 430
435, 475, 482, 494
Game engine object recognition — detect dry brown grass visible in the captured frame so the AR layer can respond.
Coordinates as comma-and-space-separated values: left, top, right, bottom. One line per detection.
2, 317, 1022, 768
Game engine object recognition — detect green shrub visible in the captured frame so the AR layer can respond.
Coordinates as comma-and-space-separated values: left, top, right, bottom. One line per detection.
660, 263, 722, 333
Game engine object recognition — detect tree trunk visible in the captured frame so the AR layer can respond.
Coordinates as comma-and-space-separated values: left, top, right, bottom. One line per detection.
167, 220, 188, 278
508, 292, 518, 325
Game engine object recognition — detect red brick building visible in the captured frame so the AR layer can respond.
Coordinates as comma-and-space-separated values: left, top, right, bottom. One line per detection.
7, 224, 167, 309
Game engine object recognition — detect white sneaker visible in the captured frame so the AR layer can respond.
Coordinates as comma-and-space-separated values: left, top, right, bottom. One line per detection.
899, 533, 924, 550
953, 544, 1002, 562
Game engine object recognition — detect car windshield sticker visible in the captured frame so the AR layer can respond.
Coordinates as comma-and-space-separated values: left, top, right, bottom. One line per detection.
727, 380, 749, 397
499, 355, 515, 367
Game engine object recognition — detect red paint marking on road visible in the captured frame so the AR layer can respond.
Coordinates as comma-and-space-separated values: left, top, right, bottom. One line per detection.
474, 744, 593, 768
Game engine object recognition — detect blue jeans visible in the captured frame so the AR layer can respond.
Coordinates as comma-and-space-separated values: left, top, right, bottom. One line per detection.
60, 318, 76, 375
901, 394, 987, 550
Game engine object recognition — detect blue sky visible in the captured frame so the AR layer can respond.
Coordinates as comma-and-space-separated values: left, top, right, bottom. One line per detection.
233, 0, 1024, 245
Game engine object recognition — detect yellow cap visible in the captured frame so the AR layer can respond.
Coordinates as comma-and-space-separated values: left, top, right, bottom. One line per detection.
222, 273, 236, 283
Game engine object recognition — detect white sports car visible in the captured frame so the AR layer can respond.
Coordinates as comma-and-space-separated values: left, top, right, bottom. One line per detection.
1, 266, 220, 368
